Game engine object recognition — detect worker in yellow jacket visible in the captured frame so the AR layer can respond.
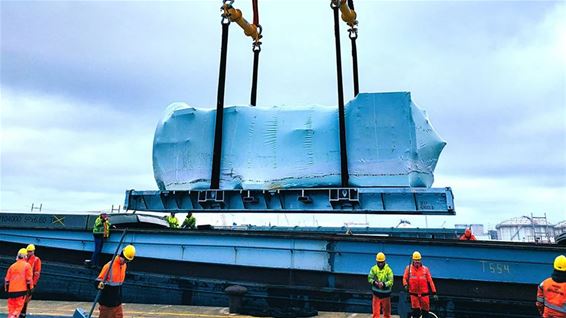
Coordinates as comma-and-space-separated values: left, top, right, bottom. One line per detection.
368, 252, 394, 318
165, 213, 180, 228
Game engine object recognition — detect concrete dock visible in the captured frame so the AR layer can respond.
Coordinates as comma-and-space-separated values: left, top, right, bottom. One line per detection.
0, 300, 398, 318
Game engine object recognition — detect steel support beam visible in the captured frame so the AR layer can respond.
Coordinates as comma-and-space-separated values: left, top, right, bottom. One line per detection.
124, 187, 455, 215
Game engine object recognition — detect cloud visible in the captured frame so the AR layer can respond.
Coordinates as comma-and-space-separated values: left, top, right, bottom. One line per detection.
1, 88, 156, 210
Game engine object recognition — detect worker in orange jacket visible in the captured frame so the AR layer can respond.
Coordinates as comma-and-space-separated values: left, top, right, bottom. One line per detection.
403, 251, 438, 318
4, 248, 32, 318
459, 228, 477, 241
95, 245, 136, 318
536, 255, 566, 317
19, 244, 41, 318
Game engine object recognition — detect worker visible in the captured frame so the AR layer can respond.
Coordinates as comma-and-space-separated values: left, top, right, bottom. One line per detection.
95, 245, 136, 318
182, 212, 196, 229
459, 228, 477, 241
4, 248, 32, 318
89, 213, 111, 268
536, 255, 566, 317
403, 251, 438, 318
165, 212, 180, 228
20, 244, 41, 318
368, 252, 394, 318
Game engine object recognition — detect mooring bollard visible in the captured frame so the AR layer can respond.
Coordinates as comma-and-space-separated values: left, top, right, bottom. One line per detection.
224, 285, 248, 314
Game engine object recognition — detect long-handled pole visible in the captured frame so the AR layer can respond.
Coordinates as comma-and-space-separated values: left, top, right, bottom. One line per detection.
87, 229, 128, 318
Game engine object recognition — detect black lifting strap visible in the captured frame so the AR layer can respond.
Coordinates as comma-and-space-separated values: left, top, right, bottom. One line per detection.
348, 0, 359, 96
211, 18, 230, 189
250, 47, 260, 106
250, 0, 261, 106
332, 1, 350, 187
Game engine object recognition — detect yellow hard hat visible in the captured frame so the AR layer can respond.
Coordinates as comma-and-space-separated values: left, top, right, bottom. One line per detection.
27, 244, 36, 252
18, 248, 28, 257
412, 251, 422, 261
376, 252, 386, 262
554, 255, 566, 272
122, 245, 136, 261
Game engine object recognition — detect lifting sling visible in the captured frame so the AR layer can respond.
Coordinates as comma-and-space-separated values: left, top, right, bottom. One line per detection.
211, 0, 263, 189
210, 1, 232, 189
250, 0, 262, 106
342, 0, 359, 96
331, 0, 350, 187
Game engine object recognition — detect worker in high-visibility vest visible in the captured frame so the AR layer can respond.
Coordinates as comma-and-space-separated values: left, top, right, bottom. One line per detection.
182, 212, 196, 230
95, 245, 136, 318
89, 213, 111, 268
403, 251, 438, 318
165, 213, 180, 229
20, 244, 41, 317
536, 255, 566, 317
459, 228, 477, 241
4, 248, 32, 318
368, 252, 394, 318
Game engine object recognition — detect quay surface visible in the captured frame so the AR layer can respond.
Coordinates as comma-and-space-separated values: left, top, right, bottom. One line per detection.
0, 300, 391, 318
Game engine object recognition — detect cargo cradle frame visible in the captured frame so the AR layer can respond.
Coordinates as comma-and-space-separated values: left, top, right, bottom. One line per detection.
124, 187, 455, 215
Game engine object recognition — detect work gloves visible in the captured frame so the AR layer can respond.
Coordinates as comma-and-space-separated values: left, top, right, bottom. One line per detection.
404, 285, 408, 291
96, 281, 105, 290
432, 294, 439, 301
372, 281, 384, 289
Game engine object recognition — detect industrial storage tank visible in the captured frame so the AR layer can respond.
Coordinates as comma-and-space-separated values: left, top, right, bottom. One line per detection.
496, 215, 555, 243
554, 220, 566, 235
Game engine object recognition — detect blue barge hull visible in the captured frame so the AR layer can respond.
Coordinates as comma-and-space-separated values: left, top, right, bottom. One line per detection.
1, 213, 562, 317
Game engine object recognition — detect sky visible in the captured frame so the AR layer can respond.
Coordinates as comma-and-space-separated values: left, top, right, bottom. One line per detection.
1, 0, 565, 230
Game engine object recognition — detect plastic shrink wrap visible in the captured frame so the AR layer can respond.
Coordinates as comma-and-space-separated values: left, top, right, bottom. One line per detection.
153, 92, 445, 190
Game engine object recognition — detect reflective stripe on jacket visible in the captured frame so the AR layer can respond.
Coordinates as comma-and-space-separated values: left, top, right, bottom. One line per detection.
368, 263, 394, 297
403, 264, 436, 296
27, 255, 42, 286
96, 257, 127, 307
4, 259, 32, 298
97, 257, 126, 286
537, 278, 566, 317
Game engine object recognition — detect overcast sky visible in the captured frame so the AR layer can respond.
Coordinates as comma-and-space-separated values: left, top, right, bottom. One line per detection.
1, 0, 565, 229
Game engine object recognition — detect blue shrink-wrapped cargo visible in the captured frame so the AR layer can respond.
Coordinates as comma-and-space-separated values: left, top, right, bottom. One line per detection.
153, 92, 445, 190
